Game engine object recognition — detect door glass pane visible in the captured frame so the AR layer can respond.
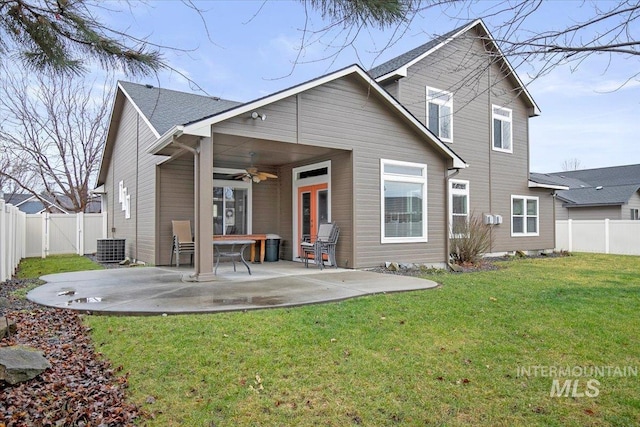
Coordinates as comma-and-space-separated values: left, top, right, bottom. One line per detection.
318, 190, 328, 225
301, 192, 311, 238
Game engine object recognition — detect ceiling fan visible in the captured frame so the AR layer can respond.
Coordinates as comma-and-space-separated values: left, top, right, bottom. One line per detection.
234, 152, 278, 183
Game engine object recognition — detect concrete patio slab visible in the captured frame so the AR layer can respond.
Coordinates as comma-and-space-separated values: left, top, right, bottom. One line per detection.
27, 261, 439, 315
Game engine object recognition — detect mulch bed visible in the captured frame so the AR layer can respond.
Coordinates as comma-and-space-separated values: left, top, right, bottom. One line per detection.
0, 267, 142, 426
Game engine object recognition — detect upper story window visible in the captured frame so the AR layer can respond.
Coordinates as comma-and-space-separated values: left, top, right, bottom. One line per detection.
492, 105, 512, 153
631, 208, 639, 220
426, 87, 453, 142
381, 159, 428, 243
512, 195, 538, 236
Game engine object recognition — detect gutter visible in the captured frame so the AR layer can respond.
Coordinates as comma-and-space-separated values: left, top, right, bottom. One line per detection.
147, 126, 184, 155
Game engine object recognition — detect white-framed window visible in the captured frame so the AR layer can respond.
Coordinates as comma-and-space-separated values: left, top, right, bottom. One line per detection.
213, 169, 253, 235
492, 105, 512, 153
511, 195, 538, 236
450, 179, 469, 236
631, 208, 639, 220
381, 159, 428, 243
426, 86, 453, 142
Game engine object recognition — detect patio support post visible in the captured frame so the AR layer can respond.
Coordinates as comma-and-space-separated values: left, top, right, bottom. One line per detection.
188, 136, 216, 282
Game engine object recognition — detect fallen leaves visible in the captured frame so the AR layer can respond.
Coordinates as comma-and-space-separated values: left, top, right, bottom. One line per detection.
0, 309, 141, 426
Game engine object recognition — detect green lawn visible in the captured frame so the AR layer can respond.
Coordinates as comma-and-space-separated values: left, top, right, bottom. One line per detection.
79, 254, 640, 426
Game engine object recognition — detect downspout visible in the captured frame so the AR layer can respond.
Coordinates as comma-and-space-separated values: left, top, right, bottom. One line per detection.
445, 166, 461, 269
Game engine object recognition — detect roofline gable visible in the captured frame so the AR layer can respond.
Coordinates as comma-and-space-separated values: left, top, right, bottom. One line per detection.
116, 82, 161, 138
373, 19, 541, 117
149, 65, 467, 169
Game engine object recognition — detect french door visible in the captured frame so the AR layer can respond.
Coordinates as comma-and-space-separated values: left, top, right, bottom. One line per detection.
298, 183, 329, 245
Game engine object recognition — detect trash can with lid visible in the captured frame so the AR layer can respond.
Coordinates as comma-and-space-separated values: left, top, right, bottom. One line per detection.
265, 234, 281, 262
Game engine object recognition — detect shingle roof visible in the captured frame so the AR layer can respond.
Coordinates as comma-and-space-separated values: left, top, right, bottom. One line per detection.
368, 23, 468, 79
529, 172, 586, 189
556, 184, 640, 206
538, 164, 640, 207
547, 164, 640, 187
118, 81, 241, 136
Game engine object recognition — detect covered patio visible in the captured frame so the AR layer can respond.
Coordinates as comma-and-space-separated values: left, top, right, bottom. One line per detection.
27, 262, 439, 315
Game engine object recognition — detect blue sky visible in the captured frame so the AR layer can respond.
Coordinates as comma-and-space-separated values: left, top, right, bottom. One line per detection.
102, 0, 640, 173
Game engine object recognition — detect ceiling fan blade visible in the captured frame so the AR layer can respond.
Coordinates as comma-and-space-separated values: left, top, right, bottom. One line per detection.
259, 172, 278, 179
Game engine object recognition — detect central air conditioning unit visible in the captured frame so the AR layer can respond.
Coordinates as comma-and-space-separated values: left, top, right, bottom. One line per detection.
96, 238, 126, 263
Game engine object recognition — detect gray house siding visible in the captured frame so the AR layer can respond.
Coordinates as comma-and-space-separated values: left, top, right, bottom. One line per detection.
627, 191, 640, 219
104, 99, 159, 263
383, 28, 554, 253
157, 156, 195, 265
298, 76, 449, 267
566, 206, 622, 220
206, 74, 452, 267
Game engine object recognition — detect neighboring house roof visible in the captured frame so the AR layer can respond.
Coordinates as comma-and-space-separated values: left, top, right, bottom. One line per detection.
555, 184, 640, 207
534, 164, 640, 208
368, 19, 541, 117
1, 193, 100, 213
117, 81, 241, 137
148, 64, 467, 169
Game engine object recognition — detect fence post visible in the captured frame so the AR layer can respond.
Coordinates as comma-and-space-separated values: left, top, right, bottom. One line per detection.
41, 212, 49, 259
567, 219, 573, 252
76, 212, 84, 255
604, 218, 610, 254
0, 198, 6, 282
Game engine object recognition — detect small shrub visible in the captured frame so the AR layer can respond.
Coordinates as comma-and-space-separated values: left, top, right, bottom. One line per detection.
449, 214, 492, 265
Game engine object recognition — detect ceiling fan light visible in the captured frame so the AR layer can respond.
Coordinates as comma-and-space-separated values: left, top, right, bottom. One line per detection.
252, 176, 261, 183
242, 176, 251, 183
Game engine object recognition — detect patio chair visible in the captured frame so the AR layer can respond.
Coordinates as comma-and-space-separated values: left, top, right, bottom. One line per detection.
170, 220, 195, 267
300, 222, 339, 269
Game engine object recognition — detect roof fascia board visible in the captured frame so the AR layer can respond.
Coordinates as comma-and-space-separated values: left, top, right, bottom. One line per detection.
177, 65, 466, 168
117, 82, 161, 139
528, 181, 569, 190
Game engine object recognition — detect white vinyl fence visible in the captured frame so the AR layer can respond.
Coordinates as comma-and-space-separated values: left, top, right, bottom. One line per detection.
556, 219, 640, 256
0, 199, 26, 282
25, 212, 106, 258
1, 197, 106, 282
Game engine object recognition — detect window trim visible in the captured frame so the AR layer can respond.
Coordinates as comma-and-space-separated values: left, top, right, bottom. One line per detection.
380, 159, 428, 244
492, 104, 513, 153
213, 177, 253, 235
511, 195, 539, 237
449, 179, 470, 237
426, 86, 453, 143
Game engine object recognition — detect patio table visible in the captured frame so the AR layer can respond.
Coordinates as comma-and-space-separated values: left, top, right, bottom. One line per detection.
213, 239, 255, 275
213, 234, 268, 263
